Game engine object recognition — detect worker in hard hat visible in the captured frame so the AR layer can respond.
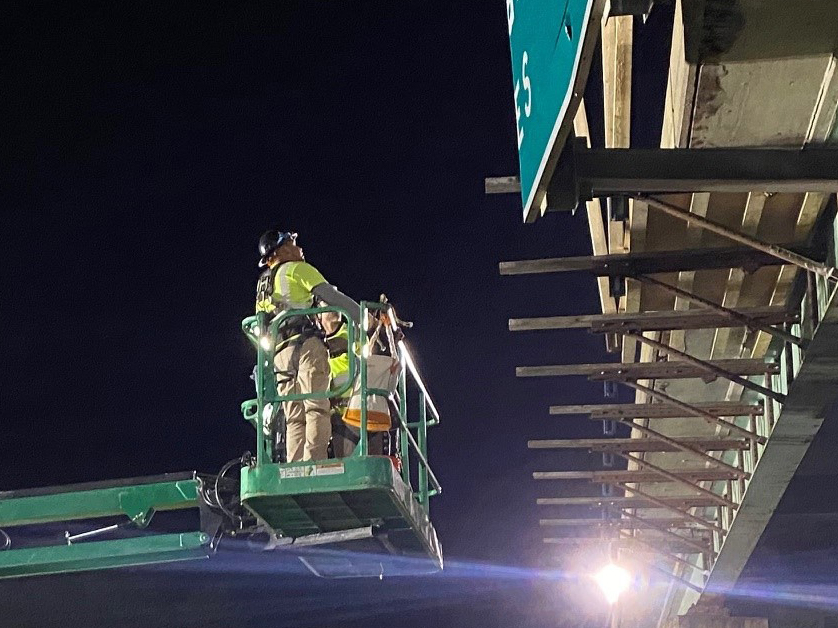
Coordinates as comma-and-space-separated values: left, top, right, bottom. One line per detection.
255, 230, 361, 463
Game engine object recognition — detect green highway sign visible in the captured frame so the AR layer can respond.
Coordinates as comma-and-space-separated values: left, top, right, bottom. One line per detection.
507, 0, 605, 221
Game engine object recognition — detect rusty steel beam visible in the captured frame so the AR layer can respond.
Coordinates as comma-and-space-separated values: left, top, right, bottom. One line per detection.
603, 419, 748, 479
528, 436, 748, 452
619, 531, 710, 571
539, 517, 699, 529
509, 306, 797, 333
543, 536, 710, 556
617, 452, 738, 509
616, 483, 725, 533
533, 468, 741, 483
536, 495, 722, 508
518, 358, 778, 380
641, 195, 838, 282
616, 510, 710, 546
548, 401, 762, 419
484, 175, 521, 194
499, 246, 819, 277
621, 381, 768, 444
614, 511, 711, 554
624, 331, 783, 401
634, 272, 806, 348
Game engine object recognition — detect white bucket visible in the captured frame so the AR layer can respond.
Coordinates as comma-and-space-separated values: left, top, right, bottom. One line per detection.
342, 354, 399, 432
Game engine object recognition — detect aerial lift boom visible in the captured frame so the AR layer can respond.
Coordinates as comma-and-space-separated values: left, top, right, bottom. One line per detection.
0, 301, 442, 579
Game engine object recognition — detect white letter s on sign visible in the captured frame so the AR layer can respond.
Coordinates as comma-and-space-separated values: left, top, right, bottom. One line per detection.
514, 81, 524, 149
514, 50, 532, 150
522, 51, 532, 117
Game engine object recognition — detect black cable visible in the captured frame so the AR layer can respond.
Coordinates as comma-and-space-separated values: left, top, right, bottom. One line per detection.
212, 453, 250, 525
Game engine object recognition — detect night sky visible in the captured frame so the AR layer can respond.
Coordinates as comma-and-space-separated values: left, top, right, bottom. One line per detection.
2, 3, 674, 626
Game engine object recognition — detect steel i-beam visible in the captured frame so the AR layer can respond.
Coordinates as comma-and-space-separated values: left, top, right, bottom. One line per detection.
624, 331, 783, 401
620, 380, 767, 444
615, 484, 724, 534
616, 451, 739, 508
634, 273, 806, 349
640, 195, 838, 282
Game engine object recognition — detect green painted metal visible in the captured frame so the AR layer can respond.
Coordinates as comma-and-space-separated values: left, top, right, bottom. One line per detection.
398, 367, 411, 487
417, 392, 429, 509
242, 305, 357, 466
241, 302, 441, 507
507, 0, 605, 221
240, 457, 441, 572
359, 302, 370, 456
0, 532, 209, 580
0, 476, 200, 528
239, 301, 442, 574
0, 474, 207, 580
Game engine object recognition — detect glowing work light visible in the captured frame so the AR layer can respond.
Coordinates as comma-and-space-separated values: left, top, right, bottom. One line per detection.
594, 563, 631, 605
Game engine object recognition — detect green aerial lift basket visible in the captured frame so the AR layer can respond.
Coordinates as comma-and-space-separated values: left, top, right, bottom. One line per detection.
240, 457, 441, 577
239, 302, 443, 577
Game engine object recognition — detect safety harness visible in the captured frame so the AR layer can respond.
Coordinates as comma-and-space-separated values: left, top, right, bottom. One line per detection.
255, 263, 324, 384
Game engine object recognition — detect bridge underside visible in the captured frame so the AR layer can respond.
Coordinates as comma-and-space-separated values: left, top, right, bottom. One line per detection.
503, 1, 838, 625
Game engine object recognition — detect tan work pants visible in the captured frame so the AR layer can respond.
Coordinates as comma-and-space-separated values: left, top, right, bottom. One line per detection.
274, 335, 331, 462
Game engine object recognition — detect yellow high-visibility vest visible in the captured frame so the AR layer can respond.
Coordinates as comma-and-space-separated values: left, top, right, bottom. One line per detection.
328, 325, 351, 396
255, 261, 326, 313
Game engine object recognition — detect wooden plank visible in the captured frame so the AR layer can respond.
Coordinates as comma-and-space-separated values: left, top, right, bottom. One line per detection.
670, 193, 711, 352
517, 358, 777, 379
601, 15, 633, 150
661, 0, 696, 150
573, 101, 615, 316
533, 469, 741, 482
528, 437, 748, 452
548, 401, 762, 418
795, 192, 830, 240
509, 306, 795, 332
498, 246, 813, 276
625, 0, 694, 395
484, 176, 520, 194
601, 13, 635, 358
711, 192, 767, 358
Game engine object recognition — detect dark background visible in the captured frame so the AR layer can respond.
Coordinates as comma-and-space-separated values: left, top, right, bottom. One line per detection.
13, 2, 833, 627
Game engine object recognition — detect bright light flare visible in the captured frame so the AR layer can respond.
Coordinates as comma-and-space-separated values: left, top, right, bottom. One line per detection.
260, 336, 272, 351
594, 564, 631, 605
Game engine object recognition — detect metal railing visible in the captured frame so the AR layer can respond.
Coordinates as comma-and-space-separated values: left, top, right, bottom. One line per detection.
240, 301, 441, 512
